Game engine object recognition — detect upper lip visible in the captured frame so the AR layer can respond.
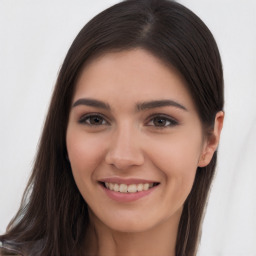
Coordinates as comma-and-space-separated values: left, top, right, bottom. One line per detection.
98, 177, 160, 185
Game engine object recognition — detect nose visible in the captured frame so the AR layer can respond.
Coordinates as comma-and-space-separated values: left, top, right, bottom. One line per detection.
105, 124, 144, 170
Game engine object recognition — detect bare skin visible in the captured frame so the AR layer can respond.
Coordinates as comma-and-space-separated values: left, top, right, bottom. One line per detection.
66, 49, 224, 256
83, 207, 181, 256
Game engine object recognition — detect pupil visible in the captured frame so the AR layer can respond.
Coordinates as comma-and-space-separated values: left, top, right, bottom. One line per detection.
153, 117, 166, 126
91, 116, 102, 125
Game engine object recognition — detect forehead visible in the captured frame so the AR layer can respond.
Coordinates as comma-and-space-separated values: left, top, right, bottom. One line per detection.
73, 48, 196, 111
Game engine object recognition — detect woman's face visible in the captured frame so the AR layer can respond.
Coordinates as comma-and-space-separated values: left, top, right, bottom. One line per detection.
66, 48, 208, 232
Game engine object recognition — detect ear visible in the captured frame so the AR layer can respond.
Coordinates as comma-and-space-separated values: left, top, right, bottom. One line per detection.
198, 111, 224, 167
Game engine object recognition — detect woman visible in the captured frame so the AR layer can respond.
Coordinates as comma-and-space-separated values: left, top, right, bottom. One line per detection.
0, 0, 224, 255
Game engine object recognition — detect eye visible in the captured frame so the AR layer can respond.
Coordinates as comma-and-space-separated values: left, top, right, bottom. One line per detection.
79, 114, 108, 126
146, 115, 178, 127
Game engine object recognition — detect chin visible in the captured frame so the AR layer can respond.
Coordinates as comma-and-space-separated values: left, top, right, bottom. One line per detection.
100, 211, 164, 234
108, 220, 155, 233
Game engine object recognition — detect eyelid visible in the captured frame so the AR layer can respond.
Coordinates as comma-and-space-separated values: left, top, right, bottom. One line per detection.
78, 113, 110, 125
145, 113, 179, 127
77, 112, 178, 127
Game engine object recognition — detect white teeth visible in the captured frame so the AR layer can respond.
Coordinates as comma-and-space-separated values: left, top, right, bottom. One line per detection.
143, 183, 149, 190
119, 184, 128, 193
127, 184, 137, 193
109, 183, 114, 191
137, 184, 143, 192
104, 182, 156, 193
114, 183, 119, 192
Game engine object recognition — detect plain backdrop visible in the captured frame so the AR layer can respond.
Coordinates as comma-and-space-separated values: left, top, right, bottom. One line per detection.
0, 0, 255, 255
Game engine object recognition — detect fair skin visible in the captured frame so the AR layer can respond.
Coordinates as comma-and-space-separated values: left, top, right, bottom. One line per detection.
66, 48, 224, 256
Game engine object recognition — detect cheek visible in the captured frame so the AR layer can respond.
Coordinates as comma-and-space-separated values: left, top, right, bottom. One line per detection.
147, 132, 202, 200
66, 128, 106, 182
149, 132, 202, 171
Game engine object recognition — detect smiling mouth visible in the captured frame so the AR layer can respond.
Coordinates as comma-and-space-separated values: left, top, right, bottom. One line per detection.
100, 182, 160, 193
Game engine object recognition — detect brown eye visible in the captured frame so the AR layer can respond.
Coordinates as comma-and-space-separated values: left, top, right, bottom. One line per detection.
79, 115, 107, 126
147, 115, 178, 127
153, 117, 168, 126
89, 116, 104, 125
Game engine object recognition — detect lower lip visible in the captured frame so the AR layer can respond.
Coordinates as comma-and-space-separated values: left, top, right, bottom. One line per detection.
100, 184, 158, 202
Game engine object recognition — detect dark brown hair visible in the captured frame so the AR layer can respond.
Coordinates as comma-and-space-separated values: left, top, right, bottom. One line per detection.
0, 0, 224, 255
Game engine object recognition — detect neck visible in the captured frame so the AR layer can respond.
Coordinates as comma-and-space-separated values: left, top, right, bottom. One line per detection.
84, 208, 182, 256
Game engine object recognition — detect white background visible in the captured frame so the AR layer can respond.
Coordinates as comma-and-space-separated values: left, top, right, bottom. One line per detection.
0, 0, 255, 255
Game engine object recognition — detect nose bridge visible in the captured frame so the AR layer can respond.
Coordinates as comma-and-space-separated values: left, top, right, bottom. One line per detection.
105, 121, 144, 169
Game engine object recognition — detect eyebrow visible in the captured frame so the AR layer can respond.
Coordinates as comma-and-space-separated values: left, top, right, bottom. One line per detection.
72, 98, 110, 110
136, 99, 188, 111
72, 98, 187, 112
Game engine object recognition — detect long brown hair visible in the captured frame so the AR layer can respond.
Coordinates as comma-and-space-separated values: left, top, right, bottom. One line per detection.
0, 0, 224, 255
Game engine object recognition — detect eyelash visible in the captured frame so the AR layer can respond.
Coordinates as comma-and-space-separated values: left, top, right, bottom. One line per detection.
78, 113, 109, 126
146, 114, 178, 128
78, 113, 178, 128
